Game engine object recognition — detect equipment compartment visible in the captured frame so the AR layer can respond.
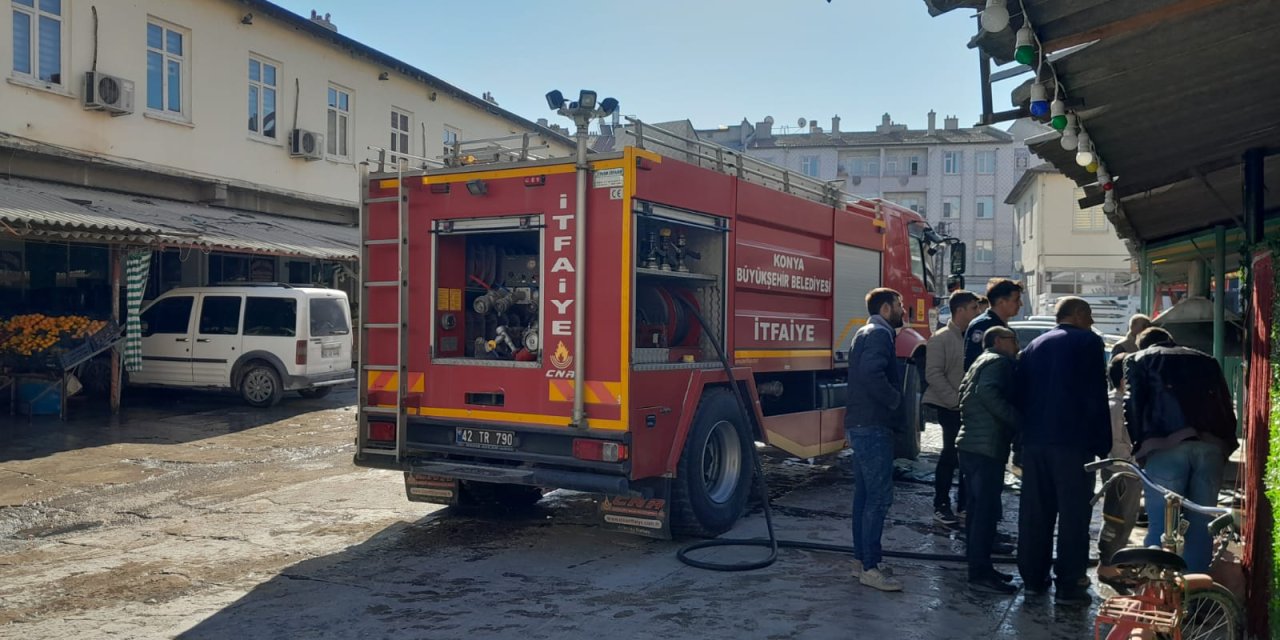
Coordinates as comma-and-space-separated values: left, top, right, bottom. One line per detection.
433, 221, 542, 365
632, 208, 727, 367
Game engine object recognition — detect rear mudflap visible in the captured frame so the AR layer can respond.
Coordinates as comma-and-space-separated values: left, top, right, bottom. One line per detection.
404, 472, 460, 505
598, 478, 672, 540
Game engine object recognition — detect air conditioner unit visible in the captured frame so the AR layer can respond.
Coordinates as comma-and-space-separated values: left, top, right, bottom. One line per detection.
289, 129, 324, 160
83, 71, 134, 115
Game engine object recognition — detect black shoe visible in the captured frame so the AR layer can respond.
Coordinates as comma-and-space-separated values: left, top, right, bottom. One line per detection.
1054, 588, 1093, 605
934, 506, 959, 527
991, 568, 1014, 583
1024, 579, 1051, 595
1135, 510, 1149, 528
969, 574, 1018, 594
993, 541, 1016, 555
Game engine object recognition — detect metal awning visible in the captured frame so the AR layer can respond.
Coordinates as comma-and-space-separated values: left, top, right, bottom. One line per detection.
924, 0, 1280, 244
0, 178, 357, 260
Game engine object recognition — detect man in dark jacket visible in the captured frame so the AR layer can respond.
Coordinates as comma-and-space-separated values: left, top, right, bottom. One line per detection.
845, 287, 905, 592
1015, 297, 1111, 604
957, 326, 1021, 594
1125, 327, 1239, 572
964, 279, 1023, 371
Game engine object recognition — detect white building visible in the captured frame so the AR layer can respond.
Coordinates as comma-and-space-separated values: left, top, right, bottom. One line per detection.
0, 0, 571, 310
1006, 162, 1137, 321
699, 112, 1025, 291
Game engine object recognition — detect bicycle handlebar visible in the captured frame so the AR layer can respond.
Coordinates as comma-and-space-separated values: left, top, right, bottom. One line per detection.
1086, 458, 1234, 518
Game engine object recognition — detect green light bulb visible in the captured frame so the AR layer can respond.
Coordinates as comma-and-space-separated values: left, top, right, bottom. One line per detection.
1051, 115, 1067, 130
1014, 45, 1036, 65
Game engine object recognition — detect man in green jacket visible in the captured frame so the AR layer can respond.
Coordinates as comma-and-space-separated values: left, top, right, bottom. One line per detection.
958, 326, 1021, 594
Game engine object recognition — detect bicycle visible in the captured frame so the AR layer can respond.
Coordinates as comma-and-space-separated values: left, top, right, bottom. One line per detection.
1086, 458, 1243, 640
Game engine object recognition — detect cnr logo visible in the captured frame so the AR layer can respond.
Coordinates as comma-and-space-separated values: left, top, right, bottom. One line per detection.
606, 496, 666, 511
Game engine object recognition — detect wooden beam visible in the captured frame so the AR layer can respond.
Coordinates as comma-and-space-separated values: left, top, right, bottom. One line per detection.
1041, 0, 1244, 53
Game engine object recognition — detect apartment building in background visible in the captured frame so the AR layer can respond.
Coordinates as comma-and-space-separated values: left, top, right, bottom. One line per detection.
1, 0, 570, 309
699, 112, 1024, 291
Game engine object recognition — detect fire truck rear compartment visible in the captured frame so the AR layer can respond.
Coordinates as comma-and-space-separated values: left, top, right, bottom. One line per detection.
433, 226, 542, 363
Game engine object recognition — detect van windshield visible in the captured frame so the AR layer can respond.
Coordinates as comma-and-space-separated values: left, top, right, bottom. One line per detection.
310, 298, 350, 337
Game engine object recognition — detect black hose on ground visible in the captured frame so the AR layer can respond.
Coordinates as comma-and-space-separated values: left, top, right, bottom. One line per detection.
673, 296, 1004, 571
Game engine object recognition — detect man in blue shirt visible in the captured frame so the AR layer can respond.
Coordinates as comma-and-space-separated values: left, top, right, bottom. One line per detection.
1015, 297, 1111, 605
964, 279, 1023, 371
846, 287, 905, 592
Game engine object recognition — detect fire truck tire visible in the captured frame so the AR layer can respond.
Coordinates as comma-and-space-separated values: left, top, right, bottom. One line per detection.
894, 359, 923, 460
671, 388, 755, 537
240, 363, 283, 408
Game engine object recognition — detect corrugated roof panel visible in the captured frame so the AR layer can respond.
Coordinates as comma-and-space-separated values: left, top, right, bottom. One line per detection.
0, 179, 357, 260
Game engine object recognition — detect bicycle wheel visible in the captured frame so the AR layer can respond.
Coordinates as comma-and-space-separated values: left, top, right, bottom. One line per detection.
1175, 584, 1242, 640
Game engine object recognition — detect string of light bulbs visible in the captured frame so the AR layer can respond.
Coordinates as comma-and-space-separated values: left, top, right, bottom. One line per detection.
980, 0, 1117, 213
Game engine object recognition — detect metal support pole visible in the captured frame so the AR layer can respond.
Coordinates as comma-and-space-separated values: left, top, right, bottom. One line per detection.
1140, 245, 1154, 314
1213, 225, 1226, 364
979, 51, 994, 125
571, 119, 588, 429
1243, 148, 1265, 246
110, 247, 122, 414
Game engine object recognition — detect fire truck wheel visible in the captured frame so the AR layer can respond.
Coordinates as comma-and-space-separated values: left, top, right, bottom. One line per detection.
239, 363, 283, 408
894, 360, 923, 460
672, 388, 754, 537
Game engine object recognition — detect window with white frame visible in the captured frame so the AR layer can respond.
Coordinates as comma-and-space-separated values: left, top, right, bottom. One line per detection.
941, 196, 960, 219
908, 154, 924, 176
801, 155, 820, 177
146, 19, 188, 117
326, 85, 351, 158
442, 126, 459, 159
975, 239, 994, 263
975, 196, 994, 219
943, 151, 962, 175
885, 158, 899, 176
389, 108, 411, 166
247, 56, 278, 139
866, 160, 879, 177
11, 0, 62, 84
976, 150, 996, 174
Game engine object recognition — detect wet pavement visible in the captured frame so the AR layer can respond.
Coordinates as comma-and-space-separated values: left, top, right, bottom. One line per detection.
1, 389, 1113, 639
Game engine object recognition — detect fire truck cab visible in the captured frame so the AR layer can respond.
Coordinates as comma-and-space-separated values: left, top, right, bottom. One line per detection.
355, 123, 960, 538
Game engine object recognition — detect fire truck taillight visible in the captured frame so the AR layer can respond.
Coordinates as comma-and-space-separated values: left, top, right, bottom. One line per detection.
523, 175, 546, 187
368, 421, 395, 442
572, 439, 629, 463
295, 339, 307, 365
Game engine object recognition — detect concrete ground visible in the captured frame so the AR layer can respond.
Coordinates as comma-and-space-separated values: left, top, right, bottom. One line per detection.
0, 388, 1111, 639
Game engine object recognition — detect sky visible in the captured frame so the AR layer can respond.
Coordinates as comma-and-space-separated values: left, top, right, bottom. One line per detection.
274, 0, 1015, 133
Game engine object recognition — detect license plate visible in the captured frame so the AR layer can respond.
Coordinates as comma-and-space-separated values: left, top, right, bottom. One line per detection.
322, 344, 340, 358
455, 427, 516, 451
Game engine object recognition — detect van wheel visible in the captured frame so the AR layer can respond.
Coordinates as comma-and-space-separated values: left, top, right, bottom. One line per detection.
240, 364, 283, 407
298, 387, 333, 399
671, 388, 754, 537
894, 359, 923, 460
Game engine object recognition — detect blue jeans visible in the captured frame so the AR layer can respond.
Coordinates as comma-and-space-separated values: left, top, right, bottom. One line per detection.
848, 426, 895, 570
1142, 441, 1226, 573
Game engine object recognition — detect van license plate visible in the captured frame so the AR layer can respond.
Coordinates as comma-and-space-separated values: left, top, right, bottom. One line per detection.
322, 344, 340, 358
455, 427, 516, 451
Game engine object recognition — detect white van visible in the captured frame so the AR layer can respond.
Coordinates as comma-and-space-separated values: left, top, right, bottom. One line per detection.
132, 284, 355, 406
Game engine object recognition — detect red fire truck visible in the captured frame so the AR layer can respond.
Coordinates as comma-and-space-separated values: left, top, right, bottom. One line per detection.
354, 124, 961, 538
